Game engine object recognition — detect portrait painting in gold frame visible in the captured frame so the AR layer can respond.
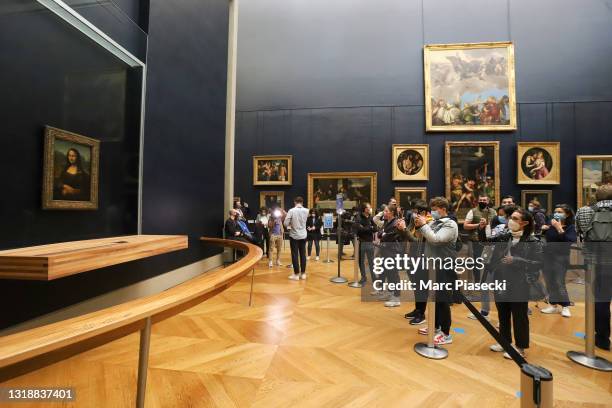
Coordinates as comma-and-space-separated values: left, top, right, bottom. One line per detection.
253, 155, 293, 186
259, 191, 285, 210
394, 187, 427, 211
392, 144, 429, 181
517, 142, 560, 185
576, 155, 612, 208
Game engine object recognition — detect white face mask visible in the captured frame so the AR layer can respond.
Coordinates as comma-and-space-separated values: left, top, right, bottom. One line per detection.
508, 219, 521, 232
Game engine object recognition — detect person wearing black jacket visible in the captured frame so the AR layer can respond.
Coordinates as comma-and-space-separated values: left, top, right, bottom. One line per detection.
306, 209, 323, 260
480, 208, 544, 359
377, 205, 408, 307
225, 209, 249, 243
354, 202, 377, 284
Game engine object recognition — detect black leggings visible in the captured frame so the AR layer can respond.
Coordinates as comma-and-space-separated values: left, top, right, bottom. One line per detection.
307, 238, 321, 256
289, 237, 307, 275
496, 301, 529, 349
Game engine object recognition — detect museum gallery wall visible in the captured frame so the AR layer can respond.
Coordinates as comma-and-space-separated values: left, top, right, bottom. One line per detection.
234, 0, 612, 213
0, 0, 230, 329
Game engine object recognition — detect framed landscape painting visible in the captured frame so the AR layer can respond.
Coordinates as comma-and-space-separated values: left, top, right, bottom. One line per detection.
445, 141, 500, 222
308, 172, 377, 211
392, 144, 429, 181
521, 190, 553, 215
517, 142, 560, 185
424, 42, 516, 132
42, 126, 100, 210
577, 155, 612, 208
395, 187, 427, 211
253, 155, 292, 186
259, 191, 284, 210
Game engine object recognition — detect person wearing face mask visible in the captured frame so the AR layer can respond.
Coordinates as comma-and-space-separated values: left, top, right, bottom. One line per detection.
376, 205, 407, 306
481, 208, 544, 359
463, 195, 497, 284
539, 204, 577, 317
403, 199, 432, 325
306, 209, 323, 261
528, 199, 546, 235
413, 197, 459, 346
354, 202, 377, 285
255, 207, 271, 260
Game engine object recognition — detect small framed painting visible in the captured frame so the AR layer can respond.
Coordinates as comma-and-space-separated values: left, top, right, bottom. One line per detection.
517, 142, 560, 185
392, 144, 429, 181
308, 172, 377, 210
521, 190, 553, 215
577, 155, 612, 208
253, 155, 292, 186
395, 187, 427, 211
259, 191, 285, 210
42, 126, 100, 210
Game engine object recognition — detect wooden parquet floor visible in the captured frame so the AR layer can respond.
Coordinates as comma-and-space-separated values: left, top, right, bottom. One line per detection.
2, 248, 611, 407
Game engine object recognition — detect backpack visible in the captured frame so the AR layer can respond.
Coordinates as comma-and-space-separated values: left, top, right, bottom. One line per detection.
584, 206, 612, 242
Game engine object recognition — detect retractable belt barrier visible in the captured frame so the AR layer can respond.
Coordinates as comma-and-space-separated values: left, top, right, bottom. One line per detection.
461, 293, 553, 408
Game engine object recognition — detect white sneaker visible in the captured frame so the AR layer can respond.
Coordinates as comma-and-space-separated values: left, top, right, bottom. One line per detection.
315, 256, 320, 261
467, 313, 490, 320
490, 344, 504, 352
306, 256, 311, 260
288, 274, 300, 281
561, 307, 571, 318
370, 290, 382, 296
377, 292, 392, 301
268, 260, 273, 267
276, 260, 283, 266
540, 305, 559, 314
384, 297, 400, 307
300, 273, 307, 280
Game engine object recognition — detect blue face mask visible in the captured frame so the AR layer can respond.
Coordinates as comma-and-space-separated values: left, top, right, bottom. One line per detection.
498, 215, 507, 224
553, 212, 566, 221
431, 210, 441, 220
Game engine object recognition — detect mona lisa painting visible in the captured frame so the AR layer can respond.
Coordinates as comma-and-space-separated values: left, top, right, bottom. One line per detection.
42, 126, 100, 210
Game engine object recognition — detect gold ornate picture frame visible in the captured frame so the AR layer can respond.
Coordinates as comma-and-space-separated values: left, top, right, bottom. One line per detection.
424, 41, 517, 132
577, 155, 612, 208
42, 126, 100, 210
521, 190, 553, 215
259, 191, 285, 210
517, 142, 560, 185
253, 155, 293, 186
308, 172, 377, 210
394, 187, 427, 210
392, 144, 429, 181
445, 141, 500, 222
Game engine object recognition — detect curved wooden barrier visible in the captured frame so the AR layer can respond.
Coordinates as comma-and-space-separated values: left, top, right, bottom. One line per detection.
0, 238, 263, 392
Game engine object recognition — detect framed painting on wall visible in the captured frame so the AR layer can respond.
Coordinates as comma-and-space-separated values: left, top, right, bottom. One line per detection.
308, 172, 377, 211
517, 142, 560, 185
42, 126, 100, 210
445, 141, 500, 222
392, 144, 429, 181
259, 191, 284, 210
395, 187, 427, 211
253, 155, 292, 186
521, 190, 553, 215
424, 41, 517, 132
577, 155, 612, 208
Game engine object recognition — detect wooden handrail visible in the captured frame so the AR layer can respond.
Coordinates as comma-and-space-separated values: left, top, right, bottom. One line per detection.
0, 237, 263, 382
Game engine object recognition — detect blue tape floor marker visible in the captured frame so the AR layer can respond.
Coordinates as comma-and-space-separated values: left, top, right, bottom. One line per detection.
453, 327, 466, 334
516, 391, 523, 398
574, 331, 586, 339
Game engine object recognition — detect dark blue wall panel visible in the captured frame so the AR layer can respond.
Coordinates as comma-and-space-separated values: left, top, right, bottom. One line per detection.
235, 0, 612, 215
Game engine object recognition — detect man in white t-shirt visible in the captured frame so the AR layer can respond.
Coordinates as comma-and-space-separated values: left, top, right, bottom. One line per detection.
284, 196, 309, 280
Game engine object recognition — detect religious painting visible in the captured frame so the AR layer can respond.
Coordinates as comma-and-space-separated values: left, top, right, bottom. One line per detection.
392, 144, 429, 181
253, 155, 292, 186
259, 191, 284, 210
517, 142, 560, 185
395, 188, 427, 211
308, 172, 377, 211
521, 190, 553, 216
42, 126, 100, 210
577, 155, 612, 208
424, 42, 517, 132
445, 141, 500, 222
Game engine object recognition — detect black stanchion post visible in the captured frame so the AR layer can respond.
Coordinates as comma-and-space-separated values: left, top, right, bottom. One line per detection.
331, 213, 347, 283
